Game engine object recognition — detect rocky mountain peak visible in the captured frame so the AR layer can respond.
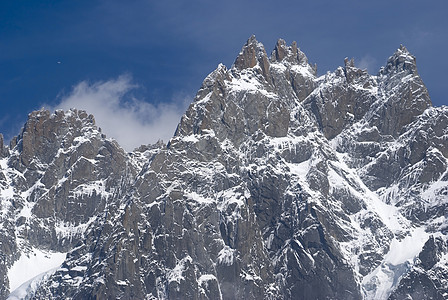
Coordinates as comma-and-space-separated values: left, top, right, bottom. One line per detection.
12, 109, 97, 169
366, 45, 432, 138
232, 35, 271, 81
271, 38, 288, 62
344, 57, 355, 68
195, 63, 229, 98
341, 57, 371, 85
380, 44, 418, 76
271, 39, 312, 68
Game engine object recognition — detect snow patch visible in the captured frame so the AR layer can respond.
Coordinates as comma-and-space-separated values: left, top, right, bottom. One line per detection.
362, 227, 429, 299
55, 216, 96, 238
385, 227, 429, 265
116, 280, 128, 286
167, 256, 192, 283
71, 180, 111, 199
7, 248, 66, 294
217, 246, 235, 266
198, 274, 217, 290
227, 71, 277, 98
7, 266, 59, 300
290, 64, 315, 79
185, 191, 215, 204
71, 265, 88, 272
182, 134, 200, 143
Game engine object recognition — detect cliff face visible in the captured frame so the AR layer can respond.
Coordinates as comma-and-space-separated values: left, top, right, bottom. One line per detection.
1, 36, 447, 300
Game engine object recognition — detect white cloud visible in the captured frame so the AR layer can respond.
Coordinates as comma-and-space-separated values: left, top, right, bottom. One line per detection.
47, 75, 189, 151
357, 54, 377, 73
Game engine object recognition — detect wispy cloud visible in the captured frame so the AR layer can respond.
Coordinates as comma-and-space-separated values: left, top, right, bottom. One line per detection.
46, 75, 189, 151
356, 54, 377, 73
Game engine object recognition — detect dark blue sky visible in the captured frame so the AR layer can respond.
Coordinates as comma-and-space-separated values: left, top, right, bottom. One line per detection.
1, 0, 447, 144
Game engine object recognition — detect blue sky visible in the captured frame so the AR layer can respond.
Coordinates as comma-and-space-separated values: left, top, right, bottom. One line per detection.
1, 0, 447, 150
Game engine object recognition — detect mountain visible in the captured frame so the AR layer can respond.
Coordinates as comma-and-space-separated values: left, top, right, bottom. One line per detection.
1, 36, 447, 300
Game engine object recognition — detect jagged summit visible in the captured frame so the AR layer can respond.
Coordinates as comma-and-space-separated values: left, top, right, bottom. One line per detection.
12, 109, 97, 168
232, 35, 271, 81
233, 36, 421, 81
1, 38, 448, 300
380, 44, 418, 76
271, 39, 311, 67
232, 36, 316, 79
344, 57, 355, 68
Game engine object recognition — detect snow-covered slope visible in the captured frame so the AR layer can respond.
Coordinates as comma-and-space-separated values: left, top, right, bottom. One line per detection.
0, 36, 447, 299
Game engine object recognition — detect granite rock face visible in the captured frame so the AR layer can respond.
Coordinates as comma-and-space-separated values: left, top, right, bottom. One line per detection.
1, 36, 448, 300
0, 134, 7, 158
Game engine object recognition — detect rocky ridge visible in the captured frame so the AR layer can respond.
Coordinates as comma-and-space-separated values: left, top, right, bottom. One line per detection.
1, 36, 447, 299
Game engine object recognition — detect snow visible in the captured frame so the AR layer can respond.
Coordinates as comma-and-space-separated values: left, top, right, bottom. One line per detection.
71, 265, 87, 272
185, 191, 214, 204
290, 64, 315, 79
286, 160, 310, 178
55, 216, 96, 238
198, 274, 217, 286
167, 256, 192, 283
20, 180, 46, 200
266, 233, 275, 249
116, 280, 128, 286
362, 227, 429, 300
182, 134, 200, 143
436, 251, 448, 269
71, 179, 111, 199
0, 157, 8, 169
17, 201, 35, 219
217, 246, 235, 266
73, 135, 91, 145
216, 186, 247, 222
384, 227, 429, 265
7, 266, 59, 300
241, 270, 262, 282
324, 150, 433, 300
198, 273, 217, 296
0, 185, 14, 217
0, 158, 15, 218
270, 63, 287, 73
7, 248, 66, 295
421, 167, 448, 207
227, 71, 277, 98
285, 158, 321, 199
330, 152, 407, 232
195, 91, 212, 105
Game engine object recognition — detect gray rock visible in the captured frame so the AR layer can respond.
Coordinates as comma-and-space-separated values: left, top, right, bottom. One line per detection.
0, 134, 8, 158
